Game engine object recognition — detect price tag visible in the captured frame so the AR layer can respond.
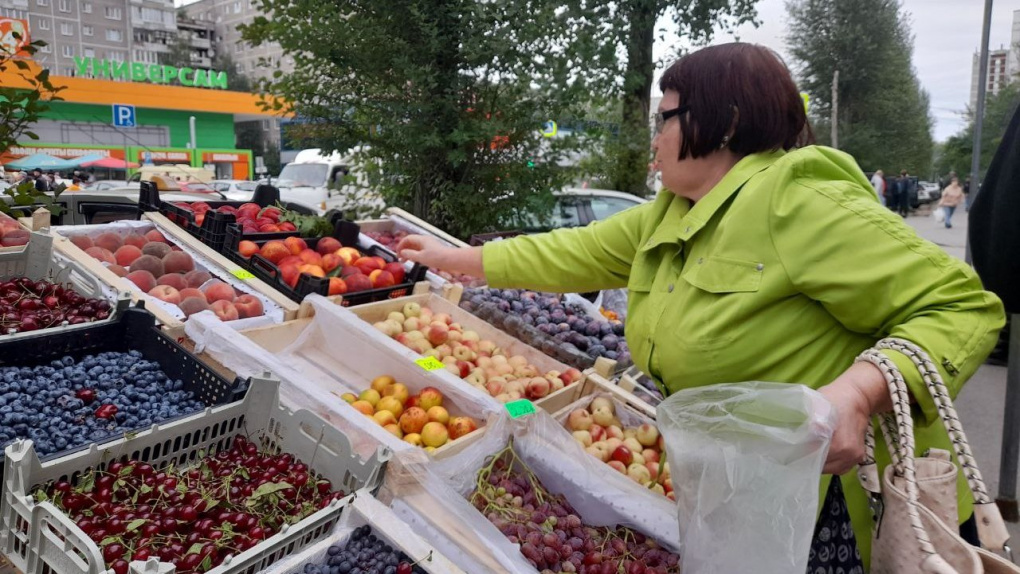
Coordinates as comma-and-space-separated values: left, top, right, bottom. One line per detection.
231, 269, 256, 280
415, 356, 444, 371
505, 399, 536, 419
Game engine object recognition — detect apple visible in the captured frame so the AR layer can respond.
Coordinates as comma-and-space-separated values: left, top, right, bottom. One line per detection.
607, 460, 627, 474
351, 400, 375, 416
461, 330, 480, 342
606, 425, 624, 440
426, 406, 450, 425
592, 407, 615, 427
590, 397, 614, 413
372, 410, 397, 427
358, 389, 381, 407
623, 438, 644, 455
376, 396, 404, 418
525, 377, 551, 399
387, 311, 406, 324
452, 345, 475, 362
384, 383, 410, 404
421, 421, 449, 448
485, 380, 504, 396
627, 463, 651, 484
403, 433, 422, 447
642, 449, 660, 464
572, 430, 592, 448
637, 423, 660, 447
426, 322, 449, 346
645, 461, 660, 482
447, 416, 477, 440
588, 423, 606, 442
418, 387, 443, 411
586, 443, 610, 462
340, 392, 357, 404
611, 445, 633, 466
567, 409, 593, 431
402, 302, 421, 318
399, 407, 428, 435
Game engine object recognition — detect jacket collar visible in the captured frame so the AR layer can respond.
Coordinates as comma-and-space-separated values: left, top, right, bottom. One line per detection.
643, 149, 787, 250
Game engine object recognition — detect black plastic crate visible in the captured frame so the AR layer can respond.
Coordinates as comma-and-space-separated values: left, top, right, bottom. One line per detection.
224, 219, 427, 306
0, 304, 249, 471
138, 181, 318, 251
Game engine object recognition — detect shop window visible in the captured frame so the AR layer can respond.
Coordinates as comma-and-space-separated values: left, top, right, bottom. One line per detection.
61, 45, 72, 57
82, 25, 93, 36
60, 22, 73, 36
82, 1, 91, 13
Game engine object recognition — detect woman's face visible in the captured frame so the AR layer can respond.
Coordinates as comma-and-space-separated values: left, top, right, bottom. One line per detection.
651, 90, 728, 199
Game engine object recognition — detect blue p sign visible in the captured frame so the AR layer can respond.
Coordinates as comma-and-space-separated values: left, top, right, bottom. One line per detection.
112, 104, 136, 128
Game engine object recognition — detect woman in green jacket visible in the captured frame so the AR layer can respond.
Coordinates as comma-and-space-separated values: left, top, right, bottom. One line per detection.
397, 43, 1004, 570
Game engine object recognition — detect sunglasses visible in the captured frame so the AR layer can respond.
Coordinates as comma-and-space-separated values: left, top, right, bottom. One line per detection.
653, 105, 690, 134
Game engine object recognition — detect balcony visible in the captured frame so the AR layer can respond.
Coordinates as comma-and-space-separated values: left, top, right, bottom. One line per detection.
190, 55, 212, 68
190, 37, 211, 49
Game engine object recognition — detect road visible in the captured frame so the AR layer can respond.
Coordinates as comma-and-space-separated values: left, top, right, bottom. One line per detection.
904, 204, 1019, 540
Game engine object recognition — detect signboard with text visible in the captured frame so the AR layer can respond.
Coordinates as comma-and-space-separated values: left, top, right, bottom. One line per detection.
73, 57, 229, 90
0, 18, 30, 58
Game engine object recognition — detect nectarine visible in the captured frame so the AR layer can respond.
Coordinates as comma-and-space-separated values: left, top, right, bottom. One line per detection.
238, 240, 259, 259
259, 240, 290, 265
316, 237, 342, 255
284, 236, 307, 256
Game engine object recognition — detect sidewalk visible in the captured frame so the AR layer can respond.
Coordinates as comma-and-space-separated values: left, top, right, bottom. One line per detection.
904, 205, 1019, 540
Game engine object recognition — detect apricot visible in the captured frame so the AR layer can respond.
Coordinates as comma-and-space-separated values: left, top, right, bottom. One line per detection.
94, 232, 123, 253
114, 245, 143, 267
85, 247, 115, 265
126, 270, 157, 292
156, 273, 188, 291
179, 296, 210, 317
129, 255, 164, 278
141, 242, 172, 259
162, 251, 194, 274
184, 269, 212, 288
203, 280, 236, 303
145, 230, 167, 243
69, 235, 93, 251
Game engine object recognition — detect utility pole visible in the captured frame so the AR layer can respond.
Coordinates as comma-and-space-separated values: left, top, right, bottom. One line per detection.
831, 70, 839, 149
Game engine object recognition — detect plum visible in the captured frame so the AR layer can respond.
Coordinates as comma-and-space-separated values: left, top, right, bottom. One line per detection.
606, 350, 620, 360
600, 322, 615, 337
602, 334, 619, 350
585, 322, 601, 337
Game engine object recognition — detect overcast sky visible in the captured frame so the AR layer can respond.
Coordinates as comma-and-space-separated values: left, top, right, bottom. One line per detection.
654, 0, 1018, 142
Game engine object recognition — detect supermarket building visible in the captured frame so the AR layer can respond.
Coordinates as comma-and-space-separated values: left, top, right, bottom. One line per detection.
0, 56, 284, 180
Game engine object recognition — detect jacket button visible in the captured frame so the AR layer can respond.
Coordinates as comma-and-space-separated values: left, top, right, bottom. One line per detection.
667, 284, 674, 293
697, 257, 703, 264
756, 263, 764, 271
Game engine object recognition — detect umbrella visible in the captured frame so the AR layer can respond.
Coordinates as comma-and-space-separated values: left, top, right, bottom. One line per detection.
79, 157, 141, 169
4, 153, 79, 171
66, 153, 106, 167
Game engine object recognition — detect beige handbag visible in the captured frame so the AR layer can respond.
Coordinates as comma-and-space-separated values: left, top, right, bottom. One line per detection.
856, 339, 1018, 574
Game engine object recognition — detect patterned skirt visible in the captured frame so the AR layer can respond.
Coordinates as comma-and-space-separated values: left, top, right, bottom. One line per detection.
806, 477, 865, 574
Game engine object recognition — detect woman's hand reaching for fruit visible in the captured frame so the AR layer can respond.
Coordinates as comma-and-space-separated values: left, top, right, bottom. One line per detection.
397, 234, 486, 280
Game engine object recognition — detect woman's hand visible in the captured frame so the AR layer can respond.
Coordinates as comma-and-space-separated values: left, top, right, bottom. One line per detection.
395, 235, 486, 279
817, 361, 891, 475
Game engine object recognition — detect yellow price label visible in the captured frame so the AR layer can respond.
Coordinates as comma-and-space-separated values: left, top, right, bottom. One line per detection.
415, 356, 444, 371
231, 269, 256, 280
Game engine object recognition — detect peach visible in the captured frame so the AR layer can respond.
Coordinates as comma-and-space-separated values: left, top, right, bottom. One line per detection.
209, 299, 239, 321
369, 269, 396, 288
125, 270, 157, 292
418, 387, 443, 411
279, 255, 302, 268
259, 240, 290, 265
94, 232, 123, 253
238, 240, 259, 259
233, 294, 263, 318
345, 274, 373, 293
184, 270, 212, 288
145, 230, 167, 243
141, 242, 172, 259
123, 234, 147, 249
298, 263, 325, 278
202, 280, 236, 303
280, 264, 301, 288
426, 406, 449, 425
114, 245, 143, 267
421, 421, 448, 448
354, 256, 383, 275
383, 262, 406, 284
328, 277, 347, 296
298, 248, 322, 266
320, 253, 343, 273
85, 247, 115, 264
315, 237, 342, 255
148, 285, 181, 305
398, 407, 428, 435
179, 296, 210, 317
69, 235, 93, 251
283, 236, 307, 255
156, 273, 188, 291
447, 416, 477, 441
162, 251, 194, 274
129, 255, 164, 278
179, 287, 204, 300
336, 247, 361, 266
108, 265, 128, 278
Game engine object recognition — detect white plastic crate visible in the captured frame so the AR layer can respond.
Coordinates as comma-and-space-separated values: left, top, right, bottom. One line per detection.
261, 492, 466, 574
0, 231, 130, 342
0, 376, 392, 574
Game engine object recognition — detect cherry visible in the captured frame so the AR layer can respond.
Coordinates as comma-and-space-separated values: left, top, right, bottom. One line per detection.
397, 563, 413, 574
95, 404, 118, 419
111, 560, 128, 574
102, 543, 125, 562
133, 548, 151, 561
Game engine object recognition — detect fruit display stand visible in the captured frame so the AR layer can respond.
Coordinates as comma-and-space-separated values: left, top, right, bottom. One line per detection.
377, 409, 681, 574
0, 376, 392, 574
181, 299, 496, 461
0, 231, 130, 341
49, 216, 299, 329
257, 491, 465, 574
340, 291, 602, 409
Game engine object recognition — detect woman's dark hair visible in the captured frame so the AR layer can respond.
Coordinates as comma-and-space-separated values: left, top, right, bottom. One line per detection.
658, 43, 814, 159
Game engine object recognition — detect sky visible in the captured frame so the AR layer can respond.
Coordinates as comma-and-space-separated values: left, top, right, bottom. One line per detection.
653, 0, 1019, 142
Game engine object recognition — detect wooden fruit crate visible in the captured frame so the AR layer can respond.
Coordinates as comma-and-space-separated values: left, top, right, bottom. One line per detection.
48, 212, 300, 328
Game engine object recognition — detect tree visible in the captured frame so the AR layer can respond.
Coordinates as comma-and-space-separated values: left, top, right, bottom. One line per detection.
786, 0, 934, 176
936, 82, 1020, 180
242, 0, 623, 236
607, 0, 758, 196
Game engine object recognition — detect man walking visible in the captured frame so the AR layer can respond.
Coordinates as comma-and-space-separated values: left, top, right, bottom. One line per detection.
895, 170, 910, 217
870, 170, 886, 205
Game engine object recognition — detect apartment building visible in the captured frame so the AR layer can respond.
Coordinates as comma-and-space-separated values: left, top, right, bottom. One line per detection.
179, 0, 290, 82
970, 9, 1020, 109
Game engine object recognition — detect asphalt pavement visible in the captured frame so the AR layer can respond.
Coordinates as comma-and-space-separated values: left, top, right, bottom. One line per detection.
904, 204, 1020, 540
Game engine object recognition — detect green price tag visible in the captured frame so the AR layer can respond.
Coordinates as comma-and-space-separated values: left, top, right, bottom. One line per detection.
231, 269, 256, 280
505, 399, 536, 419
415, 356, 444, 371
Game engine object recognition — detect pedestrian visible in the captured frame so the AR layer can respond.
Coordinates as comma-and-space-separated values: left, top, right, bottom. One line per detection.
396, 42, 1003, 572
937, 176, 965, 228
30, 169, 50, 192
66, 176, 83, 191
870, 169, 885, 205
895, 169, 910, 217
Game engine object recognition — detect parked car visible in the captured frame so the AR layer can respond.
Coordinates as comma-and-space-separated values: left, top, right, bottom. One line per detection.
211, 179, 259, 201
918, 181, 941, 204
517, 188, 648, 232
84, 180, 129, 191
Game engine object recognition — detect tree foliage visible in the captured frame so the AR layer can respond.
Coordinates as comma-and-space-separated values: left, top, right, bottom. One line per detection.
242, 0, 625, 236
0, 36, 64, 155
786, 0, 934, 176
936, 82, 1020, 180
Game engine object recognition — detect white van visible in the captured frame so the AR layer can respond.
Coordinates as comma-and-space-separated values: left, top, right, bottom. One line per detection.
275, 148, 383, 216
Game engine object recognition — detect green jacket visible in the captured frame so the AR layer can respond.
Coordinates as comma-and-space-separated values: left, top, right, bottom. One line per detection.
483, 146, 1004, 567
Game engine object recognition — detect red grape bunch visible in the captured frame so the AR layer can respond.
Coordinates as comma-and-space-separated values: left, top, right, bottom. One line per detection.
38, 434, 346, 574
471, 442, 680, 574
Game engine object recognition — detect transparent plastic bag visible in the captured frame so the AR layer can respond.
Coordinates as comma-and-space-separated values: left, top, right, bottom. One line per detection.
656, 382, 837, 574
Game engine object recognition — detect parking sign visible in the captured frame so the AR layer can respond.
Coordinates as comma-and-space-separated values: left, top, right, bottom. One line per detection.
112, 104, 136, 128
